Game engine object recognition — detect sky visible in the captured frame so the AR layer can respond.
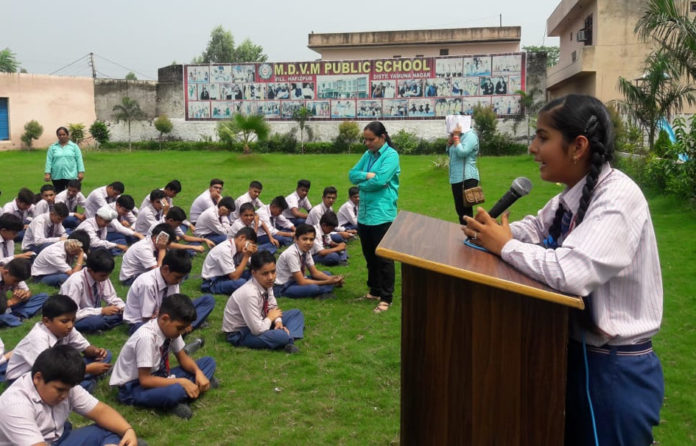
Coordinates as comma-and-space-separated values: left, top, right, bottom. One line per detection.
2, 0, 560, 80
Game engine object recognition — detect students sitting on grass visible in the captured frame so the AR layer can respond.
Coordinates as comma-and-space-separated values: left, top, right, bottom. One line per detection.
149, 207, 215, 255
55, 179, 87, 230
0, 214, 34, 265
2, 187, 35, 241
193, 197, 235, 245
110, 293, 217, 419
119, 223, 175, 286
106, 194, 144, 246
31, 230, 90, 287
312, 212, 348, 266
76, 205, 129, 255
0, 258, 49, 328
229, 203, 276, 254
84, 181, 123, 218
223, 251, 304, 353
189, 178, 224, 226
274, 224, 344, 299
21, 202, 69, 254
32, 183, 57, 216
232, 180, 264, 219
256, 196, 295, 249
305, 186, 356, 242
283, 179, 312, 226
337, 186, 359, 231
201, 227, 257, 295
135, 189, 169, 234
0, 345, 141, 445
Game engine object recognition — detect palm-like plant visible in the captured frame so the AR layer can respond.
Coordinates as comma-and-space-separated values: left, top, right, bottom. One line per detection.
112, 96, 145, 150
217, 113, 270, 154
513, 87, 544, 145
292, 106, 312, 154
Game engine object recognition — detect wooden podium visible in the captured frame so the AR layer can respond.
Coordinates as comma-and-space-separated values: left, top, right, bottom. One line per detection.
376, 211, 583, 445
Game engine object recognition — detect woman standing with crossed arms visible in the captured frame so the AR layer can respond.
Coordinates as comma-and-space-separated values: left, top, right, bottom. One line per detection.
349, 121, 400, 313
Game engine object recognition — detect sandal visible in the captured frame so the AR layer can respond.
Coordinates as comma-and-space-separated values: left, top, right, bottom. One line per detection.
360, 293, 380, 301
373, 301, 390, 313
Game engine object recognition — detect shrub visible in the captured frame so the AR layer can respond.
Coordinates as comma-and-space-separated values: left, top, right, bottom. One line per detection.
259, 132, 298, 153
479, 132, 528, 156
653, 129, 673, 159
473, 105, 497, 142
89, 120, 110, 146
154, 114, 174, 150
217, 114, 269, 153
391, 129, 419, 154
21, 120, 43, 149
335, 121, 360, 152
68, 123, 85, 145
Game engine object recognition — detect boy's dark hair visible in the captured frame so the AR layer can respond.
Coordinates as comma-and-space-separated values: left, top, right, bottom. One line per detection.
249, 180, 263, 190
32, 345, 85, 386
348, 186, 359, 197
116, 194, 135, 211
42, 294, 78, 319
165, 180, 182, 193
5, 258, 31, 281
108, 182, 125, 194
218, 196, 235, 212
238, 202, 255, 215
50, 202, 69, 218
17, 188, 34, 205
152, 223, 176, 243
149, 189, 166, 202
249, 250, 275, 271
295, 223, 316, 238
68, 230, 91, 253
322, 186, 337, 197
297, 179, 311, 189
159, 293, 197, 324
40, 184, 55, 194
162, 250, 192, 274
210, 178, 224, 187
235, 226, 258, 243
166, 206, 187, 222
67, 179, 82, 190
320, 211, 338, 228
270, 196, 288, 210
0, 213, 23, 232
86, 248, 115, 273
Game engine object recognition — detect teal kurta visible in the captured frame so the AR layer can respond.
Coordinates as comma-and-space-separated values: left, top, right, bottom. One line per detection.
45, 141, 85, 180
348, 143, 400, 226
447, 130, 479, 184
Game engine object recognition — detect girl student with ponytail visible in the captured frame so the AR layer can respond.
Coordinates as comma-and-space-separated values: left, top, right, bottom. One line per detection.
462, 95, 663, 446
349, 121, 401, 313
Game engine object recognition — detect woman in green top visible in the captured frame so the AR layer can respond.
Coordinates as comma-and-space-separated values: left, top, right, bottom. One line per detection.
447, 123, 479, 225
44, 127, 85, 193
349, 121, 400, 313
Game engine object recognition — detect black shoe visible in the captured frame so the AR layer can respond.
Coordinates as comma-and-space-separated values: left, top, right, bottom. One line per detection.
183, 337, 205, 356
171, 402, 193, 419
284, 343, 300, 354
210, 376, 220, 389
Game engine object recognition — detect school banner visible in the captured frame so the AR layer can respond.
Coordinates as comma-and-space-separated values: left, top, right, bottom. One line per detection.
184, 53, 525, 120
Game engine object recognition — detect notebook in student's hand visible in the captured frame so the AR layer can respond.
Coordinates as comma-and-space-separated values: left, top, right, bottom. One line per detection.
445, 115, 472, 135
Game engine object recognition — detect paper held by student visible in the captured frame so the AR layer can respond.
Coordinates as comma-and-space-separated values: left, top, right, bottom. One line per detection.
445, 114, 472, 135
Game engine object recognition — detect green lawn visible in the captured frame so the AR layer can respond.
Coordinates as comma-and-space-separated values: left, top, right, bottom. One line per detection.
0, 150, 693, 445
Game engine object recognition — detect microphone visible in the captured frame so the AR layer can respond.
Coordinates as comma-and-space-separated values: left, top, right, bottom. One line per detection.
488, 177, 533, 218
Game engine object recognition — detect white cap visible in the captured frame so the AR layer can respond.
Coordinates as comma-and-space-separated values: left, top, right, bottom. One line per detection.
96, 205, 118, 221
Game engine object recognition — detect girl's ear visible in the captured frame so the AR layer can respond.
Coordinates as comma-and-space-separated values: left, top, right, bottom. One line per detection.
571, 135, 591, 163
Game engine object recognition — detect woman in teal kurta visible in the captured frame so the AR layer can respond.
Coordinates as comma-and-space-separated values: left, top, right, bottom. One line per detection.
349, 121, 400, 313
44, 126, 85, 193
447, 124, 479, 225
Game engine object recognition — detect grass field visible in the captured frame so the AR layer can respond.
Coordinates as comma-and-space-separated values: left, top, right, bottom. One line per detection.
0, 149, 693, 445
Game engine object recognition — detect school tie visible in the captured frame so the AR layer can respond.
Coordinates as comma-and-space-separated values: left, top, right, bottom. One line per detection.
353, 206, 358, 216
270, 216, 276, 229
156, 338, 172, 377
560, 209, 573, 238
300, 252, 307, 276
92, 281, 101, 308
68, 196, 75, 211
1, 242, 8, 258
262, 292, 269, 317
47, 223, 54, 238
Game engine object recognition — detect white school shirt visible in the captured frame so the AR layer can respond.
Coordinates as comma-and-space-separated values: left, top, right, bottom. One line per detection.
189, 190, 216, 224
222, 277, 279, 334
31, 241, 74, 276
32, 199, 50, 216
60, 268, 125, 320
256, 205, 292, 237
232, 192, 264, 219
193, 206, 230, 237
305, 202, 332, 227
123, 268, 179, 324
501, 164, 663, 347
84, 186, 115, 218
311, 224, 334, 255
228, 218, 254, 237
21, 212, 65, 250
119, 237, 158, 281
282, 191, 312, 219
0, 234, 15, 265
146, 221, 184, 238
75, 217, 117, 250
141, 191, 192, 227
134, 204, 163, 234
201, 239, 237, 280
6, 322, 90, 381
337, 200, 358, 227
2, 200, 34, 223
107, 202, 137, 236
275, 243, 314, 285
0, 373, 98, 445
109, 318, 185, 386
55, 189, 87, 216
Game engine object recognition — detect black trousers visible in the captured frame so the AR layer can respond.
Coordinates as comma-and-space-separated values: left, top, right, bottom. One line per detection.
451, 178, 479, 225
357, 221, 395, 304
52, 179, 71, 193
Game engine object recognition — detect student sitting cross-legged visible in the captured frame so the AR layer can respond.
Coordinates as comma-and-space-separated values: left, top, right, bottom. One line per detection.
32, 184, 57, 216
229, 203, 276, 254
60, 248, 126, 334
337, 186, 359, 231
123, 250, 215, 335
0, 345, 141, 445
274, 224, 344, 299
256, 196, 295, 248
119, 223, 175, 286
0, 213, 35, 265
110, 294, 217, 419
55, 179, 87, 230
21, 202, 69, 254
31, 230, 90, 287
282, 179, 312, 226
312, 211, 348, 266
223, 251, 304, 353
5, 294, 112, 393
192, 196, 235, 245
201, 227, 257, 295
150, 207, 215, 256
76, 205, 129, 255
2, 187, 35, 241
0, 258, 49, 328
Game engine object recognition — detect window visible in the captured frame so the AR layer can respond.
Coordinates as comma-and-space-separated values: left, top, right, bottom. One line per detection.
584, 14, 593, 46
439, 49, 449, 56
0, 98, 8, 141
691, 1, 696, 12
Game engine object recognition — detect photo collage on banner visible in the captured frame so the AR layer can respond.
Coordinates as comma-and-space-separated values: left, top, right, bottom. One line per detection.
184, 53, 525, 120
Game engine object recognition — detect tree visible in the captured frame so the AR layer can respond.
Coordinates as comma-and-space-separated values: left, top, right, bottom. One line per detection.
125, 72, 138, 81
217, 114, 270, 154
0, 48, 19, 73
617, 52, 696, 149
89, 120, 110, 147
195, 26, 267, 63
154, 114, 173, 150
292, 107, 312, 153
234, 38, 268, 63
112, 96, 146, 150
21, 120, 43, 150
335, 121, 360, 153
68, 123, 85, 145
523, 45, 560, 67
513, 88, 545, 144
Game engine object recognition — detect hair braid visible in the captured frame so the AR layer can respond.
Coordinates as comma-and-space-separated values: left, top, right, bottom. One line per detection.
547, 205, 567, 243
575, 116, 607, 225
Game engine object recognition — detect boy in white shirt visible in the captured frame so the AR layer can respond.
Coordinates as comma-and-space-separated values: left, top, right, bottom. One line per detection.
119, 223, 175, 285
75, 205, 128, 255
135, 189, 168, 234
312, 212, 348, 266
283, 179, 312, 225
21, 202, 68, 254
337, 186, 359, 230
55, 179, 87, 230
201, 227, 257, 295
0, 258, 49, 328
189, 178, 224, 225
84, 182, 123, 218
32, 184, 57, 216
305, 186, 356, 242
256, 196, 294, 248
106, 194, 144, 246
193, 197, 235, 245
31, 231, 89, 287
2, 187, 35, 241
0, 214, 34, 266
232, 180, 264, 219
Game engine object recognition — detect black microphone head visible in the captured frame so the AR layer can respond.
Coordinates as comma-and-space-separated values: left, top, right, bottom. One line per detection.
510, 177, 533, 197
